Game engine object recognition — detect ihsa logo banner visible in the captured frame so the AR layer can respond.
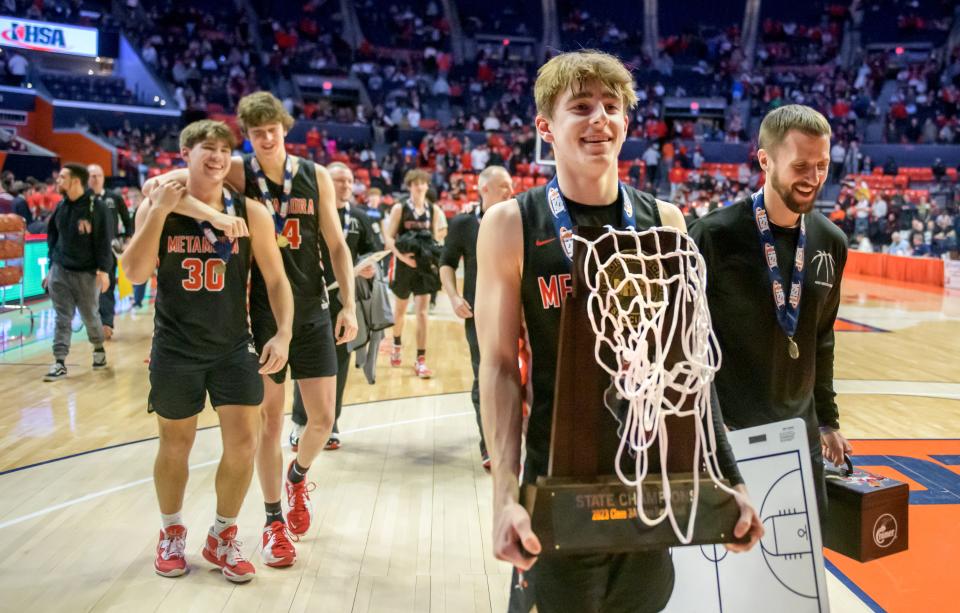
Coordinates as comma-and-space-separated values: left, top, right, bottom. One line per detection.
0, 16, 98, 57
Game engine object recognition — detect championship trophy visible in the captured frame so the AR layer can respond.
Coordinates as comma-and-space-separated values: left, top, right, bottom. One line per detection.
521, 226, 745, 554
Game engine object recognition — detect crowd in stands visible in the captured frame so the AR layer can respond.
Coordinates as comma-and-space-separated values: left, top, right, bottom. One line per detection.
831, 164, 959, 258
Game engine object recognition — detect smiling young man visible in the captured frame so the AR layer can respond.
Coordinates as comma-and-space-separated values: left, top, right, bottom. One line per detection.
122, 120, 293, 583
688, 104, 851, 519
142, 92, 357, 568
475, 50, 763, 613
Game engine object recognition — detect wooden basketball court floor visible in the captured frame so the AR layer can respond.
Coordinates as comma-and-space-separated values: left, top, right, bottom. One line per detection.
0, 275, 957, 613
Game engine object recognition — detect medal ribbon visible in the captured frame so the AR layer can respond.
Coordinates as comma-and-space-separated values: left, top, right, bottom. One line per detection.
342, 202, 352, 233
407, 198, 431, 233
750, 189, 806, 347
196, 188, 237, 263
545, 174, 636, 265
250, 155, 293, 235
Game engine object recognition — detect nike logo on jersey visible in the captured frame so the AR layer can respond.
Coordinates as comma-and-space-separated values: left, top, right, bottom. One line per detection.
535, 237, 557, 247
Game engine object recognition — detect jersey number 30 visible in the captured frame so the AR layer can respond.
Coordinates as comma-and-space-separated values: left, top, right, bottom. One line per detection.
182, 258, 225, 291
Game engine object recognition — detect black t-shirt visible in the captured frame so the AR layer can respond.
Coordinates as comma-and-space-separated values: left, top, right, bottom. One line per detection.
243, 154, 330, 328
320, 203, 383, 315
94, 188, 132, 239
688, 199, 848, 436
151, 190, 252, 368
440, 205, 482, 305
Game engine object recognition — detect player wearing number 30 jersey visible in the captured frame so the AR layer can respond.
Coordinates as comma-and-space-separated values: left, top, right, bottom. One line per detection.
122, 120, 293, 584
142, 92, 358, 569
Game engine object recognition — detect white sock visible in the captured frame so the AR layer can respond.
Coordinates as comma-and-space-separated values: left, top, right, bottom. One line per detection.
160, 511, 182, 530
214, 514, 236, 535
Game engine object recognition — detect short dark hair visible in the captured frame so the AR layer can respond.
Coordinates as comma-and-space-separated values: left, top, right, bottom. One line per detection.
63, 163, 89, 185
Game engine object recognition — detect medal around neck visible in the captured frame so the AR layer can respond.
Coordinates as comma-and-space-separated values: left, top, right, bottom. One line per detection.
196, 188, 237, 271
251, 155, 294, 242
751, 189, 806, 361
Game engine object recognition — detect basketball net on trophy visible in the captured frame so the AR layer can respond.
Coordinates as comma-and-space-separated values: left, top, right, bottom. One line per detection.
573, 226, 738, 545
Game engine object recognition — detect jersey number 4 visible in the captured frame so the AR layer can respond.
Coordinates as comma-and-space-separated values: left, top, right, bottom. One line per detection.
182, 258, 226, 291
280, 218, 302, 249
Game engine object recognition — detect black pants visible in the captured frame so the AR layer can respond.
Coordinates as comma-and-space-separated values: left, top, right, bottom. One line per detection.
98, 254, 117, 328
292, 340, 349, 433
464, 317, 485, 454
810, 434, 828, 524
508, 550, 675, 613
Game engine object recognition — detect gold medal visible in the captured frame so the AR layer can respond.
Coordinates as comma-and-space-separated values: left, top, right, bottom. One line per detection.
788, 337, 800, 360
277, 234, 289, 248
213, 262, 226, 276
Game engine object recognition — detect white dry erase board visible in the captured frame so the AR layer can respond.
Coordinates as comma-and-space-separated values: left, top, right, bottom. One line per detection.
664, 418, 830, 613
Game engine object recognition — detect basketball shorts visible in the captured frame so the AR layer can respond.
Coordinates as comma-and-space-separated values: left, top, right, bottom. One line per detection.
148, 343, 264, 419
252, 317, 337, 384
508, 550, 674, 613
389, 259, 437, 300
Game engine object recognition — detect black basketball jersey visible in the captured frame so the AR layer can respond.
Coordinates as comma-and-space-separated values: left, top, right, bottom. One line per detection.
151, 189, 252, 367
243, 154, 330, 327
398, 200, 433, 236
518, 185, 661, 482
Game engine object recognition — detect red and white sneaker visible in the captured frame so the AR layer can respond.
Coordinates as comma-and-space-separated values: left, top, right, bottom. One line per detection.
260, 521, 297, 568
413, 356, 433, 379
155, 524, 187, 577
390, 344, 402, 367
285, 462, 315, 536
202, 525, 256, 583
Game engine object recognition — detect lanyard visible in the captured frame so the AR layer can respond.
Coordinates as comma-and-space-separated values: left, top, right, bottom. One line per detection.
250, 154, 293, 236
751, 189, 806, 359
407, 199, 431, 232
196, 188, 237, 267
545, 175, 636, 264
342, 202, 352, 233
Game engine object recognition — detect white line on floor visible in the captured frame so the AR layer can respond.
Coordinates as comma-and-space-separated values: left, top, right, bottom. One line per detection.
0, 408, 474, 530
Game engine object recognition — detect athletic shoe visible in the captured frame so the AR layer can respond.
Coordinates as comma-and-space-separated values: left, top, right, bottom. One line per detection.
103, 325, 113, 341
285, 462, 315, 535
260, 521, 297, 568
202, 525, 256, 583
289, 422, 305, 452
324, 433, 341, 450
413, 356, 433, 379
43, 362, 67, 382
481, 451, 491, 472
92, 349, 107, 370
390, 344, 402, 367
155, 524, 187, 577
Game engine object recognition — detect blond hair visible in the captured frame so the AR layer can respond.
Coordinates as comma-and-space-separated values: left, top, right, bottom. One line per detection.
237, 91, 295, 133
535, 50, 638, 119
758, 105, 832, 152
179, 120, 236, 151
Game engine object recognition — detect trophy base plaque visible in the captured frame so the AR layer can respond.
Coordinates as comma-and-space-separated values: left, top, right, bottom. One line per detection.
521, 473, 745, 556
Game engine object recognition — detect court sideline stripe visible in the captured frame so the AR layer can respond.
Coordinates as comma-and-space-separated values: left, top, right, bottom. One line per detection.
0, 409, 475, 530
823, 558, 885, 613
0, 391, 471, 477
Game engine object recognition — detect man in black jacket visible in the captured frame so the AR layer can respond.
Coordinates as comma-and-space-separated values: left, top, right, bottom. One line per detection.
689, 105, 852, 518
43, 163, 112, 381
88, 164, 132, 339
439, 165, 512, 470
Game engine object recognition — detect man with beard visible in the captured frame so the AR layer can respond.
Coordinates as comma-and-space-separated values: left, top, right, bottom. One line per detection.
689, 105, 851, 518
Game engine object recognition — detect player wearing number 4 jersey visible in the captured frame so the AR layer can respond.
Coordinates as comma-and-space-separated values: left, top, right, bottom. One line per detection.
123, 120, 294, 583
143, 92, 357, 568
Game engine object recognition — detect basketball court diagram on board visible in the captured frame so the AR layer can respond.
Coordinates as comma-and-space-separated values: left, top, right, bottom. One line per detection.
665, 418, 830, 613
